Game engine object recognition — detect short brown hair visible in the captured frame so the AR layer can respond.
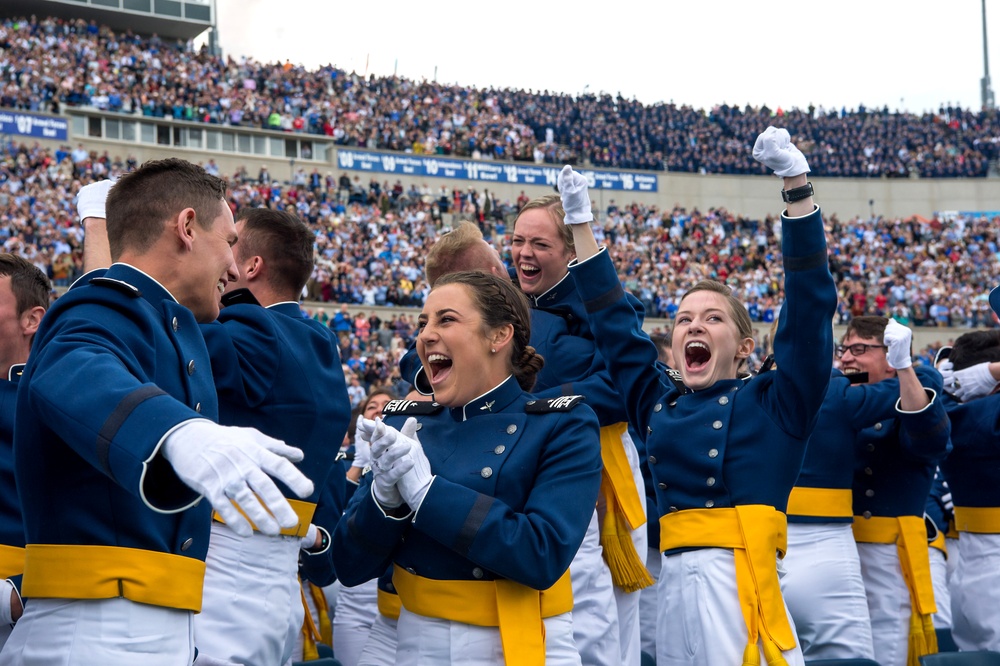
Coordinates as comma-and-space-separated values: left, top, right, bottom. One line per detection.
235, 208, 314, 296
106, 158, 228, 259
425, 222, 504, 286
0, 253, 50, 314
844, 316, 888, 343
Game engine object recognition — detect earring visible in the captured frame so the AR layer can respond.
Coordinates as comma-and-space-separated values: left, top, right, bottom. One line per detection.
491, 348, 496, 354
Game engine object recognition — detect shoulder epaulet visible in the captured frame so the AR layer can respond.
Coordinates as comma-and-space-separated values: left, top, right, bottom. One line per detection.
381, 399, 443, 415
526, 395, 585, 413
89, 277, 141, 297
664, 367, 688, 393
7, 363, 24, 382
221, 288, 261, 308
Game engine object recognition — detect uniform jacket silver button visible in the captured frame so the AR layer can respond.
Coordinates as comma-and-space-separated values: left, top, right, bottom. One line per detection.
706, 477, 715, 487
472, 567, 484, 579
195, 402, 201, 413
180, 538, 193, 551
647, 426, 653, 434
867, 443, 875, 452
708, 448, 719, 458
865, 467, 873, 475
658, 482, 667, 490
481, 467, 493, 478
648, 456, 657, 464
494, 445, 505, 455
712, 420, 723, 430
406, 567, 417, 574
874, 422, 883, 431
718, 396, 729, 405
171, 317, 179, 332
415, 423, 422, 431
506, 424, 517, 435
669, 401, 677, 407
705, 499, 715, 508
654, 403, 662, 412
187, 360, 196, 375
862, 511, 872, 519
865, 489, 874, 497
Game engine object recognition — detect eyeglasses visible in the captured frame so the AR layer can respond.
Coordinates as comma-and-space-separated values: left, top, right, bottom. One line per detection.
835, 343, 888, 359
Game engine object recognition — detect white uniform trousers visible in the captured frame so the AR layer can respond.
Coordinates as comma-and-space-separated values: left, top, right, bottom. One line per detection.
357, 612, 398, 665
394, 606, 579, 665
194, 522, 302, 665
611, 428, 646, 666
655, 548, 804, 666
951, 532, 1000, 651
929, 545, 951, 629
0, 597, 194, 665
857, 541, 913, 666
638, 545, 661, 659
570, 510, 620, 665
332, 577, 378, 666
781, 522, 874, 660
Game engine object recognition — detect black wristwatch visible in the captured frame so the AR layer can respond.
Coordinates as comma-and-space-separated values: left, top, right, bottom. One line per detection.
781, 181, 814, 203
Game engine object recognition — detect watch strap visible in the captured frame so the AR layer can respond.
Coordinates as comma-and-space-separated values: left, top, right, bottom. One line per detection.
781, 182, 814, 203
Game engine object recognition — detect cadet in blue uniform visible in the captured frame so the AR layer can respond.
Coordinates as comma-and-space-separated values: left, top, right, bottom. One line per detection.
842, 316, 951, 666
2, 160, 312, 666
563, 127, 836, 666
936, 329, 1000, 652
193, 208, 351, 665
333, 271, 603, 666
781, 319, 933, 661
0, 255, 49, 649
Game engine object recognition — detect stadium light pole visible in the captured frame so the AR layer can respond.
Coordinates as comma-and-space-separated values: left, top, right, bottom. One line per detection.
982, 0, 995, 109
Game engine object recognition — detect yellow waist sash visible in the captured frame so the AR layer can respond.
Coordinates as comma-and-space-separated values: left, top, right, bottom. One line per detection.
599, 422, 653, 593
786, 487, 853, 519
659, 506, 795, 665
946, 517, 959, 540
0, 545, 25, 579
953, 506, 1000, 534
852, 515, 938, 665
392, 565, 573, 666
377, 588, 401, 620
212, 498, 316, 538
22, 544, 205, 612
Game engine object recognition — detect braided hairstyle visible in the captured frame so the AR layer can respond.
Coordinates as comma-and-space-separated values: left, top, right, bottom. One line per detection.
433, 271, 544, 391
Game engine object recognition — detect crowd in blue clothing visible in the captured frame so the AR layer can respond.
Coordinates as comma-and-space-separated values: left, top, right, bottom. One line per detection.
3, 15, 1000, 177
0, 139, 997, 362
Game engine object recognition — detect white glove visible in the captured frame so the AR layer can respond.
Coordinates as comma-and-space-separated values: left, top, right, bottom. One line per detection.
300, 523, 319, 549
752, 127, 811, 178
76, 179, 115, 222
942, 361, 998, 402
394, 418, 435, 511
359, 418, 414, 508
557, 165, 593, 225
883, 318, 913, 370
351, 419, 371, 470
162, 420, 314, 537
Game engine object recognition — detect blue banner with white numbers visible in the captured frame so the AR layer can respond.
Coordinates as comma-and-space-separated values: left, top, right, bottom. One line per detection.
0, 111, 68, 141
336, 149, 657, 192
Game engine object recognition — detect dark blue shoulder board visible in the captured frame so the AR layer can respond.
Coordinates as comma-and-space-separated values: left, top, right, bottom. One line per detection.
381, 399, 443, 415
89, 277, 141, 297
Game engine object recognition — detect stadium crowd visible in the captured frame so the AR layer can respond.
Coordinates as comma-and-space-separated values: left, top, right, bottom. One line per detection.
2, 15, 1000, 176
0, 137, 987, 394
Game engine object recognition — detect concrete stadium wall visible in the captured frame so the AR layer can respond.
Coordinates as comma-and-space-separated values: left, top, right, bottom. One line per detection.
52, 110, 1000, 220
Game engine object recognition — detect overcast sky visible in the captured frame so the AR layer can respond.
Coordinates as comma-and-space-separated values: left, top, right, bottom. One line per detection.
210, 0, 1000, 114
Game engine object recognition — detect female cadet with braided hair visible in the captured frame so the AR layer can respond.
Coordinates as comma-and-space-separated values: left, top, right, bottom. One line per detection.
561, 127, 837, 666
332, 270, 603, 666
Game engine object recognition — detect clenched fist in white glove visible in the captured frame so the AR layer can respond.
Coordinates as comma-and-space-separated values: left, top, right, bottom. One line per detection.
394, 418, 435, 511
76, 179, 115, 222
162, 420, 314, 537
940, 360, 999, 402
883, 318, 913, 370
752, 127, 811, 178
351, 418, 371, 470
557, 165, 593, 225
